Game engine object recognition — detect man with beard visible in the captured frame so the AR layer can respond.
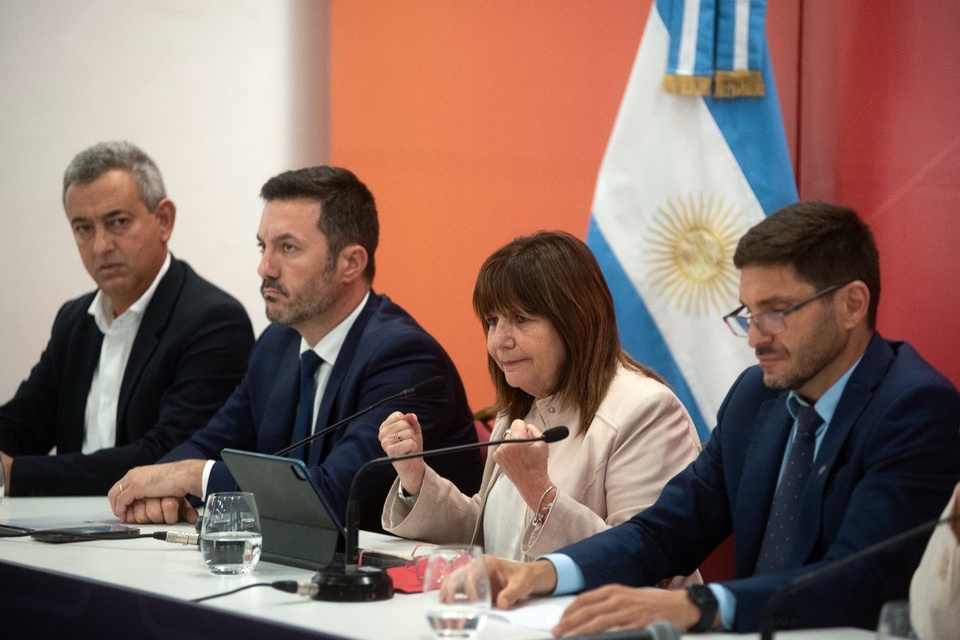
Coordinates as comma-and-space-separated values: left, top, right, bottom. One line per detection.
478, 202, 960, 634
108, 166, 482, 531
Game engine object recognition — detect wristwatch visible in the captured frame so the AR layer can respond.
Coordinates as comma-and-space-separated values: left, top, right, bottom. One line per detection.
686, 584, 719, 632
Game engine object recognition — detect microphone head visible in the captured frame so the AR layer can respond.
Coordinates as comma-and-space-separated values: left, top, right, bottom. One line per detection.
542, 426, 569, 443
412, 376, 447, 397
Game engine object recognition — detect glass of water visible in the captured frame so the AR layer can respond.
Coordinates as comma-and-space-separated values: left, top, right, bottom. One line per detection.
423, 545, 491, 639
876, 600, 917, 639
199, 492, 262, 575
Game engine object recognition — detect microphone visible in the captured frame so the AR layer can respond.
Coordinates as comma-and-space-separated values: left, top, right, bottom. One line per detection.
310, 425, 570, 602
759, 513, 960, 640
559, 620, 680, 640
272, 376, 448, 457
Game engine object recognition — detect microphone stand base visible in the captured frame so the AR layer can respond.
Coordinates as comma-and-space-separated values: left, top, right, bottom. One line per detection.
310, 565, 394, 602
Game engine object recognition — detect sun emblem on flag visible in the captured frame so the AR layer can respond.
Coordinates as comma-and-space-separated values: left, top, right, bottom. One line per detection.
644, 193, 747, 316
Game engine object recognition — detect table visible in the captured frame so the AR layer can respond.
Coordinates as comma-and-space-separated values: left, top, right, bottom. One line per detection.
0, 497, 874, 640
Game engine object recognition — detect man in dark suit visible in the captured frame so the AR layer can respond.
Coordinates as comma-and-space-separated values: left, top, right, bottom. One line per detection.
0, 141, 254, 496
482, 202, 960, 634
108, 166, 482, 531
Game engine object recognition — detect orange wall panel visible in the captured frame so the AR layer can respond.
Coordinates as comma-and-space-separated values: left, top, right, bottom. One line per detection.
329, 2, 651, 409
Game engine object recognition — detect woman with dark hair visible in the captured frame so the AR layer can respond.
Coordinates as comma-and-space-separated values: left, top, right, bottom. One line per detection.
379, 231, 701, 572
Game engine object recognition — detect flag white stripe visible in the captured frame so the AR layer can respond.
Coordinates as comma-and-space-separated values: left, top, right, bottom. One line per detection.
677, 0, 703, 75
733, 0, 750, 70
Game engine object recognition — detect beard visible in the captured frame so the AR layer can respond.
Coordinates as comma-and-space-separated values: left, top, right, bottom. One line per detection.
261, 275, 335, 328
758, 318, 845, 392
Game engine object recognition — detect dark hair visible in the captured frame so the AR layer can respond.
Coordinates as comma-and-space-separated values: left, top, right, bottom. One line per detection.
473, 230, 662, 433
260, 166, 379, 282
733, 201, 881, 328
63, 141, 166, 210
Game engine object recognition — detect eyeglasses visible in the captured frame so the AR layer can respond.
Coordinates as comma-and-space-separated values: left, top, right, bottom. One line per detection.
723, 284, 845, 338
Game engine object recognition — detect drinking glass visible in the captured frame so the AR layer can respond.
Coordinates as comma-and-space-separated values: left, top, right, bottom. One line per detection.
199, 492, 262, 574
876, 600, 917, 640
422, 545, 491, 639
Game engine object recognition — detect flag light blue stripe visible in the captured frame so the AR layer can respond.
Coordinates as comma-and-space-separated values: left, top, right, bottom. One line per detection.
747, 0, 767, 70
587, 218, 711, 441
695, 0, 718, 76
702, 40, 798, 213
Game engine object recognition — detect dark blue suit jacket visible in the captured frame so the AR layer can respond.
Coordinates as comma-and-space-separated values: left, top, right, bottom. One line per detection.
164, 292, 483, 532
0, 257, 254, 496
559, 334, 960, 631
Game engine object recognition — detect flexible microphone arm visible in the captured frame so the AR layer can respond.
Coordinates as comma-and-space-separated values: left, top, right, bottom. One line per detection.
309, 425, 569, 602
272, 376, 447, 457
759, 513, 960, 640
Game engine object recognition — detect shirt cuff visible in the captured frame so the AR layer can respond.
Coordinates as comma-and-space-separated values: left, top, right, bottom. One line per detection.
397, 481, 418, 506
708, 583, 736, 630
543, 553, 585, 595
201, 460, 215, 499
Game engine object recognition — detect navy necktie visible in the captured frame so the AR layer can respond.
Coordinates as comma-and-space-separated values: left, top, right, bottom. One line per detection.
289, 350, 322, 460
754, 404, 824, 575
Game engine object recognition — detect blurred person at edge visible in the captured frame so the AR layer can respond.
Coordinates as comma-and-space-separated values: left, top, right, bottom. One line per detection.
910, 477, 960, 640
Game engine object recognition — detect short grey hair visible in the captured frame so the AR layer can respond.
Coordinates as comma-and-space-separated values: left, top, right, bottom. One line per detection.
62, 141, 167, 210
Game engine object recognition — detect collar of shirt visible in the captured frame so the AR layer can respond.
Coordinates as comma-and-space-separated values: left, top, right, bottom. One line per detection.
87, 252, 172, 334
779, 353, 865, 475
299, 290, 370, 364
786, 353, 864, 427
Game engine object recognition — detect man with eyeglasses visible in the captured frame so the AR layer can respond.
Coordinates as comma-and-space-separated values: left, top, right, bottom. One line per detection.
480, 201, 960, 634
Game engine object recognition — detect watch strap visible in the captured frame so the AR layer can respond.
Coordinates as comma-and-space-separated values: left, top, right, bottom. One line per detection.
686, 584, 719, 632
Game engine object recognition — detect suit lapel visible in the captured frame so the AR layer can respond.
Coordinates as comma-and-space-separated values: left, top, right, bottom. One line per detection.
115, 258, 185, 444
735, 396, 793, 573
269, 337, 302, 454
60, 313, 104, 453
307, 293, 380, 464
792, 333, 892, 563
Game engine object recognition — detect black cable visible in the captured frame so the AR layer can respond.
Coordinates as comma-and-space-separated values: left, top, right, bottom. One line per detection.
0, 527, 199, 544
191, 582, 275, 603
191, 580, 319, 603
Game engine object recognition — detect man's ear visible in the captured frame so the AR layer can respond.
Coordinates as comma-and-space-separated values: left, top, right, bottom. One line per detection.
838, 280, 870, 329
154, 199, 176, 243
338, 244, 368, 283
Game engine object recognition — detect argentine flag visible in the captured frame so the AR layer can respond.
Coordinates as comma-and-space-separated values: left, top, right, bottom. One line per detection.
587, 0, 798, 440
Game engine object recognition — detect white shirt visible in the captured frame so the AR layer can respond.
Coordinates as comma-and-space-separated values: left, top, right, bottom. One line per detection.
83, 253, 171, 454
300, 290, 370, 435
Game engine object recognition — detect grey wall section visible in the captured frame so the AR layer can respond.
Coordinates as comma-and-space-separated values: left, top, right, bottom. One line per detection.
0, 1, 329, 399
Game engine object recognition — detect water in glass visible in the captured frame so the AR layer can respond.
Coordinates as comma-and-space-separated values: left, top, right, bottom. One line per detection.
423, 545, 491, 639
199, 492, 262, 574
